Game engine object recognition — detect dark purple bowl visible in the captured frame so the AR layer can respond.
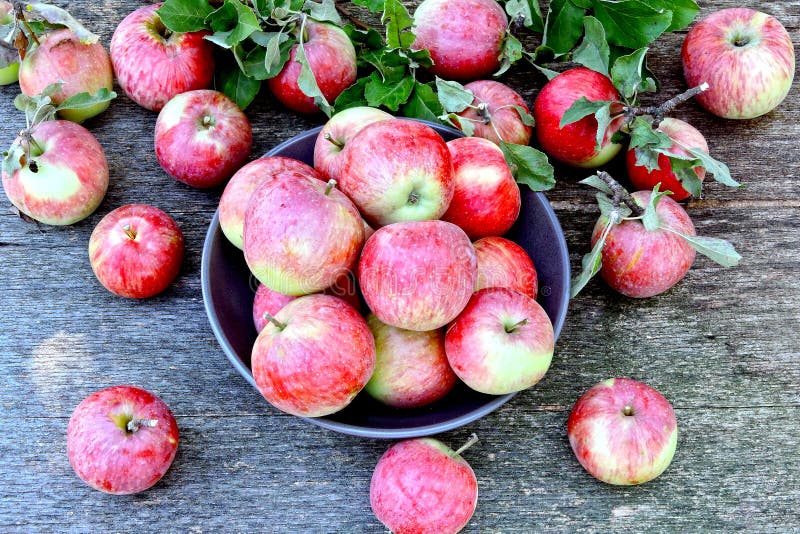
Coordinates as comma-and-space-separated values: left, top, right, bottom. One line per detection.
201, 121, 570, 439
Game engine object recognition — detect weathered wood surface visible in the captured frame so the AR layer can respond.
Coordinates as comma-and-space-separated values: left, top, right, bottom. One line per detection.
1, 0, 798, 532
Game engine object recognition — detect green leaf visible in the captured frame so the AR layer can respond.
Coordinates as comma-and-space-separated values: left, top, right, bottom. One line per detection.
570, 215, 616, 298
674, 233, 741, 267
24, 2, 99, 43
542, 0, 586, 56
333, 78, 369, 111
670, 160, 703, 197
364, 72, 415, 111
611, 47, 655, 101
682, 145, 741, 188
559, 97, 611, 129
382, 0, 414, 49
443, 113, 475, 136
56, 88, 117, 111
222, 0, 260, 46
638, 0, 699, 31
510, 105, 535, 126
505, 0, 544, 33
351, 0, 385, 13
344, 25, 384, 49
572, 16, 610, 76
435, 77, 474, 114
2, 143, 25, 179
157, 0, 213, 32
296, 21, 333, 116
303, 0, 342, 24
592, 0, 672, 49
217, 62, 261, 110
642, 185, 669, 231
361, 48, 409, 81
532, 63, 560, 80
401, 82, 443, 122
243, 35, 292, 80
500, 142, 555, 192
628, 116, 671, 150
495, 31, 523, 77
579, 174, 614, 196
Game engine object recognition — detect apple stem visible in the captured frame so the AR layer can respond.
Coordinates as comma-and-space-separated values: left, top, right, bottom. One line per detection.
15, 6, 40, 48
324, 132, 345, 149
597, 171, 644, 217
623, 405, 634, 416
324, 179, 337, 196
263, 312, 287, 331
630, 83, 710, 128
452, 433, 479, 457
122, 224, 137, 240
476, 102, 492, 125
202, 115, 213, 128
505, 318, 529, 333
127, 418, 158, 433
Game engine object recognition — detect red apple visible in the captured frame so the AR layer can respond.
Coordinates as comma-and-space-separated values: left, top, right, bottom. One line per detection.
2, 120, 108, 225
413, 0, 508, 81
445, 287, 554, 395
219, 157, 319, 250
267, 20, 356, 114
456, 80, 533, 145
473, 236, 538, 298
567, 378, 678, 485
371, 437, 478, 534
155, 89, 252, 189
110, 4, 214, 111
313, 106, 392, 181
441, 136, 520, 239
682, 8, 795, 119
67, 385, 179, 495
0, 2, 20, 85
244, 171, 364, 295
89, 204, 184, 299
338, 119, 454, 226
19, 28, 114, 122
364, 314, 456, 408
359, 220, 477, 331
251, 294, 375, 417
626, 118, 709, 201
533, 67, 623, 168
593, 191, 696, 298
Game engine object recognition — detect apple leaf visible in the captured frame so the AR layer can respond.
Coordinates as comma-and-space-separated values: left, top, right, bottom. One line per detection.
382, 0, 415, 50
332, 78, 370, 111
500, 142, 555, 192
572, 16, 610, 76
263, 32, 293, 78
638, 0, 699, 31
344, 25, 384, 50
570, 215, 616, 298
210, 0, 260, 47
2, 142, 25, 179
303, 0, 341, 24
443, 113, 475, 137
560, 97, 610, 128
628, 117, 671, 150
579, 174, 614, 196
216, 61, 261, 110
295, 16, 333, 117
505, 0, 544, 33
510, 105, 536, 127
611, 47, 656, 101
401, 82, 443, 122
592, 0, 673, 49
641, 185, 669, 231
364, 72, 415, 111
675, 233, 741, 267
436, 78, 474, 114
495, 31, 523, 77
532, 63, 560, 80
56, 88, 117, 112
682, 145, 741, 188
157, 0, 214, 32
23, 2, 99, 43
670, 160, 703, 197
541, 0, 586, 56
351, 0, 385, 13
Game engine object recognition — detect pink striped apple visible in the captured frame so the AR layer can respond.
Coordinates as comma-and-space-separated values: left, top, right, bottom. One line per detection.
473, 236, 538, 298
456, 80, 533, 145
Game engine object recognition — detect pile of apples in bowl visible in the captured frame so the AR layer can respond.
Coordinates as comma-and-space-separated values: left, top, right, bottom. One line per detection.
201, 109, 570, 438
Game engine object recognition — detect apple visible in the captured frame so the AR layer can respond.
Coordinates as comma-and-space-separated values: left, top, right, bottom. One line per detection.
682, 8, 795, 119
473, 236, 538, 298
338, 119, 454, 227
441, 137, 520, 239
18, 28, 113, 123
0, 2, 19, 85
364, 314, 456, 408
533, 67, 623, 168
413, 0, 508, 81
371, 437, 478, 534
567, 377, 678, 485
220, 157, 319, 250
267, 20, 356, 114
244, 171, 364, 296
593, 191, 696, 298
2, 120, 108, 225
110, 4, 214, 112
155, 89, 252, 189
251, 294, 375, 417
313, 106, 392, 181
456, 80, 533, 145
445, 287, 554, 395
89, 204, 184, 299
67, 385, 179, 494
626, 118, 709, 201
359, 220, 477, 331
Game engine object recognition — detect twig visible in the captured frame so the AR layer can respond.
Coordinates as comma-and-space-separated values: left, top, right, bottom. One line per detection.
598, 171, 644, 217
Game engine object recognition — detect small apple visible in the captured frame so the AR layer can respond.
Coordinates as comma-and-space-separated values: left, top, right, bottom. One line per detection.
413, 0, 508, 81
67, 385, 179, 495
364, 314, 456, 408
359, 220, 477, 331
251, 294, 375, 417
338, 119, 454, 227
456, 80, 533, 145
111, 4, 214, 111
2, 120, 108, 225
682, 8, 795, 119
89, 204, 184, 299
441, 137, 520, 239
371, 437, 478, 534
567, 377, 678, 485
155, 89, 252, 189
473, 236, 538, 298
18, 28, 113, 123
0, 2, 19, 85
533, 67, 623, 168
220, 157, 319, 249
445, 287, 554, 395
267, 20, 357, 114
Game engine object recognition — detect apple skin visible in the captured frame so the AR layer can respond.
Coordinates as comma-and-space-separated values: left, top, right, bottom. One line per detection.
18, 28, 113, 123
364, 314, 456, 408
682, 8, 795, 119
244, 171, 364, 296
268, 20, 357, 114
89, 204, 184, 299
155, 89, 253, 188
2, 120, 108, 225
338, 119, 454, 227
456, 80, 533, 145
413, 0, 507, 81
220, 157, 319, 250
567, 377, 678, 485
592, 191, 696, 298
445, 287, 554, 395
67, 385, 179, 495
313, 106, 393, 181
626, 118, 709, 201
371, 438, 478, 534
110, 4, 214, 112
533, 67, 623, 168
359, 220, 477, 331
251, 294, 375, 417
473, 236, 538, 298
0, 2, 19, 85
441, 137, 521, 239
